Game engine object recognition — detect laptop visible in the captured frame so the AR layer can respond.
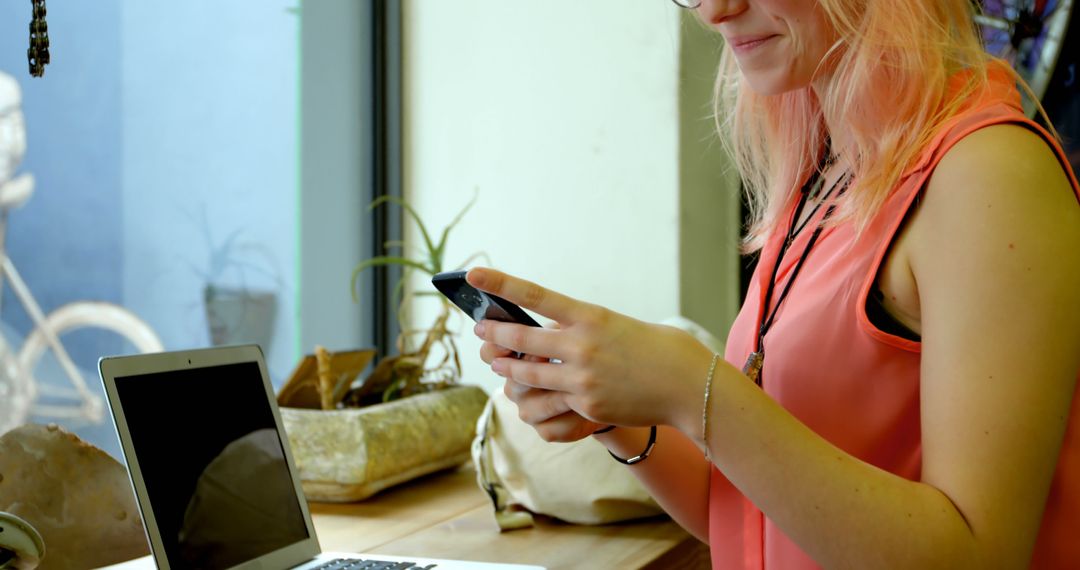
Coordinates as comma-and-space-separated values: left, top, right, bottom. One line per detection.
98, 345, 544, 570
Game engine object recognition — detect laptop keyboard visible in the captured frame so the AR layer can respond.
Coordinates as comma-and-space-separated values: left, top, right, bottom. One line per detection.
312, 558, 437, 570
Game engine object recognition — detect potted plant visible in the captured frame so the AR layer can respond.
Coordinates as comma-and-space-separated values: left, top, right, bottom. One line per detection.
187, 207, 283, 350
347, 191, 492, 401
277, 192, 491, 502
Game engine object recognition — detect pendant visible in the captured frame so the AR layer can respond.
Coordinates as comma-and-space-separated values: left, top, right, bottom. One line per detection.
742, 351, 764, 386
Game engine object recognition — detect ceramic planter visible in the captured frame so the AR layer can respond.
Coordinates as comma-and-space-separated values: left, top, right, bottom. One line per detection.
280, 385, 488, 502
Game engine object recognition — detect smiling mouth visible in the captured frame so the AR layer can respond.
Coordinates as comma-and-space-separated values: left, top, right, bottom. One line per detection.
729, 35, 778, 53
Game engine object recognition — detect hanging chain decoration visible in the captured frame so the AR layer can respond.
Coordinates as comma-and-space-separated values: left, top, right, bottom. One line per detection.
28, 0, 50, 77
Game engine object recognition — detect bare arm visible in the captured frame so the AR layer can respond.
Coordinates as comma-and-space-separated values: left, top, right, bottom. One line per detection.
593, 425, 712, 542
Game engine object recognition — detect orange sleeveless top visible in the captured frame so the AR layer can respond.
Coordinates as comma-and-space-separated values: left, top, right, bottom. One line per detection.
712, 65, 1080, 569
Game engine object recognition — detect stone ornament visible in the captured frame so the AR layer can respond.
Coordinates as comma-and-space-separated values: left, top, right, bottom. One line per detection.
0, 424, 149, 570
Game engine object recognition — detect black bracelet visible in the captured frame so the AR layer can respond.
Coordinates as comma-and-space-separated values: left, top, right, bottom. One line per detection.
607, 426, 657, 466
592, 425, 616, 435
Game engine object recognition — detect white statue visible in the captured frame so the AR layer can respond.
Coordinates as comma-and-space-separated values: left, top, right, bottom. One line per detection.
0, 71, 27, 185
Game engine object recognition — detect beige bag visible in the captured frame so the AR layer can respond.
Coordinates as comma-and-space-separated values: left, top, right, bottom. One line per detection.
471, 316, 724, 531
472, 391, 662, 530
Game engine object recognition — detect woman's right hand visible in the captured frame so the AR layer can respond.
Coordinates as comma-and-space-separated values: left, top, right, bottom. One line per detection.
479, 338, 607, 442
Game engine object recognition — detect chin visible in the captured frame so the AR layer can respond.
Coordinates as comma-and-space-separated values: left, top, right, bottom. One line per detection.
739, 66, 809, 96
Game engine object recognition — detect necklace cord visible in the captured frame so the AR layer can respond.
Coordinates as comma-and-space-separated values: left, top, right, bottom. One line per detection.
755, 170, 850, 359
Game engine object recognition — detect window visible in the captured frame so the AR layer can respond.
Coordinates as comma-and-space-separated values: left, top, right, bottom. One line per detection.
0, 0, 400, 460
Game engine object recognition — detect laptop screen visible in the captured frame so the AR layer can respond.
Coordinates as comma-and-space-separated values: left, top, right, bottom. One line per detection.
114, 360, 310, 570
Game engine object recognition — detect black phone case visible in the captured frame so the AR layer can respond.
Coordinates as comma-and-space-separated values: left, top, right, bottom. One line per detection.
431, 270, 540, 328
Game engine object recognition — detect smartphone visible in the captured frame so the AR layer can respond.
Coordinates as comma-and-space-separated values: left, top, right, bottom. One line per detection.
432, 270, 541, 328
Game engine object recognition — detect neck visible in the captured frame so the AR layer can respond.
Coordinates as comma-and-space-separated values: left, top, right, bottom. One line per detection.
811, 71, 845, 166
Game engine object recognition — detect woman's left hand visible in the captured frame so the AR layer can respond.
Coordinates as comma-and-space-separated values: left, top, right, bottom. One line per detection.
468, 266, 715, 430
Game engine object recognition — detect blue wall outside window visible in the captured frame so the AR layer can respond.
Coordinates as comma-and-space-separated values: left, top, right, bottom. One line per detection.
0, 1, 299, 458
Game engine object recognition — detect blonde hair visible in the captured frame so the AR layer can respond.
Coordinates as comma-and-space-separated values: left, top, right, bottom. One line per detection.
716, 0, 1034, 252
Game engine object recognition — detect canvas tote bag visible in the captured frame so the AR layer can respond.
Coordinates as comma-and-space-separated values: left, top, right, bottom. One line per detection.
471, 316, 724, 530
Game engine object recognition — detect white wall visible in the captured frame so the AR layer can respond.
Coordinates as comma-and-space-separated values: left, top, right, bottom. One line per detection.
404, 1, 686, 394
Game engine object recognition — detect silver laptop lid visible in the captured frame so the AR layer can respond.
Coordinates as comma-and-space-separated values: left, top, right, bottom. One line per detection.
100, 345, 322, 570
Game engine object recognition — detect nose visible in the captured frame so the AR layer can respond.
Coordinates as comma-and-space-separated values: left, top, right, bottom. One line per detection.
696, 0, 748, 26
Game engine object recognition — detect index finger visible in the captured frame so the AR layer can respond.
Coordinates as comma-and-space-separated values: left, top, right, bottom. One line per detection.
466, 267, 580, 323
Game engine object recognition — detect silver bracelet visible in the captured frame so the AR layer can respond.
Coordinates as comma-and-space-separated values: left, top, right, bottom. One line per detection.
702, 353, 720, 461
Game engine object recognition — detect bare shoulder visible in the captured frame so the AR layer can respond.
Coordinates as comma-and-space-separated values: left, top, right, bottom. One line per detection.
872, 124, 1078, 336
903, 120, 1080, 368
905, 119, 1080, 351
911, 123, 1079, 262
924, 123, 1076, 214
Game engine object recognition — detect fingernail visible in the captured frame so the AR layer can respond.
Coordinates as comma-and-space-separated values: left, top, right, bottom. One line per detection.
466, 268, 484, 287
474, 322, 486, 337
491, 359, 506, 375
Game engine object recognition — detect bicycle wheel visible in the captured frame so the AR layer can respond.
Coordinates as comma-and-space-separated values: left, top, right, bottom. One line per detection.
975, 0, 1076, 116
17, 301, 163, 425
0, 343, 32, 435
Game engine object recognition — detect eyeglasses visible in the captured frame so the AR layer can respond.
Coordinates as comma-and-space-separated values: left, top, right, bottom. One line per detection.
671, 0, 702, 8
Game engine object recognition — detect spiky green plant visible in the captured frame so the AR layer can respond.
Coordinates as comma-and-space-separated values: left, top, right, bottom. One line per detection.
348, 190, 488, 402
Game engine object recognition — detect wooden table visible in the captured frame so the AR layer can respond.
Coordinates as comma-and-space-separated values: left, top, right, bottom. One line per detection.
307, 465, 711, 570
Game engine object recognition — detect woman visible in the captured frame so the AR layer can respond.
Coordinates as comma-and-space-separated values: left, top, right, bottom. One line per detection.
468, 0, 1080, 567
